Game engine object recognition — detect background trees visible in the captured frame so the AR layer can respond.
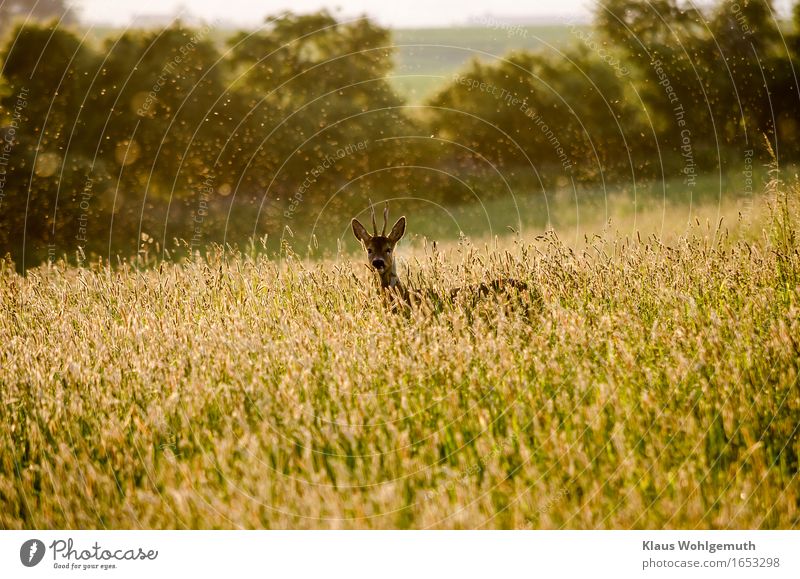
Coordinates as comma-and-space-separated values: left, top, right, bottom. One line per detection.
1, 2, 799, 269
0, 0, 75, 37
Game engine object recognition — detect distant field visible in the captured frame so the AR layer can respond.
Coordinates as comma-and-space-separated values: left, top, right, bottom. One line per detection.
390, 25, 581, 101
275, 168, 775, 261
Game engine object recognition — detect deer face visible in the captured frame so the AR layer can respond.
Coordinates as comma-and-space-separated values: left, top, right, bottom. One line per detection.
352, 204, 406, 280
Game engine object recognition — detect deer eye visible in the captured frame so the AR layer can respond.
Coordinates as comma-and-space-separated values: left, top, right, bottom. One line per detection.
386, 248, 392, 253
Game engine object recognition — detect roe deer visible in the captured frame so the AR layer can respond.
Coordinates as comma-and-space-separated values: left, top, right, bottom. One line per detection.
352, 202, 531, 309
351, 202, 409, 302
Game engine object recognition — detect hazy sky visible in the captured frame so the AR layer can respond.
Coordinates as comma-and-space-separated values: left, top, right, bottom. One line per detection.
73, 0, 593, 28
72, 0, 796, 28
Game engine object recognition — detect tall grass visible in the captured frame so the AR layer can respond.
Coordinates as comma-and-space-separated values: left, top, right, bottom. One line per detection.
0, 180, 798, 529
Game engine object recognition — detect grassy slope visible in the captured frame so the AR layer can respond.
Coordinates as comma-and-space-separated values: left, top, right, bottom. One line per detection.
279, 168, 776, 261
1, 183, 797, 529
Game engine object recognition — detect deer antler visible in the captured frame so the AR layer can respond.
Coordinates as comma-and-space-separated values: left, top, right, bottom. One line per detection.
382, 202, 389, 236
369, 198, 378, 236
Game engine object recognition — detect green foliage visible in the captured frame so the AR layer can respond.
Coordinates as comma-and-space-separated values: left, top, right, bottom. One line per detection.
427, 46, 641, 186
593, 0, 798, 162
428, 0, 800, 192
0, 0, 75, 38
226, 12, 421, 224
0, 23, 104, 264
0, 13, 435, 268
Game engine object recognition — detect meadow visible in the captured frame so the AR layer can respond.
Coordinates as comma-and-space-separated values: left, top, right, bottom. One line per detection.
278, 168, 776, 260
1, 176, 798, 530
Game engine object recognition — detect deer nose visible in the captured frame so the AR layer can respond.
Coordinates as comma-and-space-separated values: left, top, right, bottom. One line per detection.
372, 258, 385, 269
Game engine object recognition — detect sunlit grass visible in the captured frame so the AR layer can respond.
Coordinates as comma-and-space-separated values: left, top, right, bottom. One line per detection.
1, 181, 798, 529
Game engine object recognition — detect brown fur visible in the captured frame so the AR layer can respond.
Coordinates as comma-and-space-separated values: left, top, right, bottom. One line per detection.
449, 277, 529, 301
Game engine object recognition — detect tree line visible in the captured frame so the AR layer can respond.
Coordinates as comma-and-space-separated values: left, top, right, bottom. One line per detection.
1, 1, 798, 269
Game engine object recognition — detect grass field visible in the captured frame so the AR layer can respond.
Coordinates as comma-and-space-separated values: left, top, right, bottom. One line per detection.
1, 175, 798, 529
390, 25, 581, 101
279, 168, 776, 261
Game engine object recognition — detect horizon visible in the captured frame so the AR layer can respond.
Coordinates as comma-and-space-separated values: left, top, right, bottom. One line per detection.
69, 0, 797, 30
70, 0, 594, 28
70, 0, 603, 28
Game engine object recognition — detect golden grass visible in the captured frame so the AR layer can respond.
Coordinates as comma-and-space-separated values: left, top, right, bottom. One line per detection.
1, 183, 798, 529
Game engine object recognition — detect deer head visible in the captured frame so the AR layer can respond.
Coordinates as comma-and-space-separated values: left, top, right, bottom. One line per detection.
352, 202, 406, 289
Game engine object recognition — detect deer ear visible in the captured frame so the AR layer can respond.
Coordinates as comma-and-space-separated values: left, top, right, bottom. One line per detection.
352, 218, 371, 244
388, 216, 406, 243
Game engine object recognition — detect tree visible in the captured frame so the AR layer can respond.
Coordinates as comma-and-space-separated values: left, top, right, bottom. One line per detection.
0, 0, 76, 38
0, 22, 102, 267
226, 11, 420, 229
427, 46, 648, 190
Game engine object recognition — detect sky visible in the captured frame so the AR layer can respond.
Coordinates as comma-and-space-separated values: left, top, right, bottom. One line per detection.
72, 0, 797, 29
73, 0, 594, 28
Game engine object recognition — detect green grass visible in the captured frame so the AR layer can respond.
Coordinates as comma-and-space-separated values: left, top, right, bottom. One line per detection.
1, 178, 798, 529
